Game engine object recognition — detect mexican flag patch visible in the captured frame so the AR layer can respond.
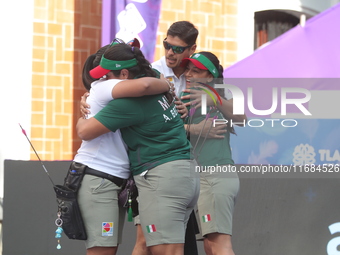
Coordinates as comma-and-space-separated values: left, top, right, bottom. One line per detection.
202, 214, 211, 223
146, 224, 156, 233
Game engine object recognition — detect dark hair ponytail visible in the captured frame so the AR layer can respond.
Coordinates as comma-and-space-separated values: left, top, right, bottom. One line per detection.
131, 47, 158, 78
82, 54, 96, 91
218, 65, 224, 79
82, 45, 110, 91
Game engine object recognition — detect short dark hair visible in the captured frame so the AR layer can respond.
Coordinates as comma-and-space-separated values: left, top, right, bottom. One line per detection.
167, 21, 199, 46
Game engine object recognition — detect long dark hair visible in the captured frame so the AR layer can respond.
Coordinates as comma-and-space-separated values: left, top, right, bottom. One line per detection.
198, 51, 236, 135
82, 45, 110, 91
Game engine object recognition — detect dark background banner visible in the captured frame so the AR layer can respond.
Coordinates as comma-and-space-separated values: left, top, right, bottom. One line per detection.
3, 160, 340, 254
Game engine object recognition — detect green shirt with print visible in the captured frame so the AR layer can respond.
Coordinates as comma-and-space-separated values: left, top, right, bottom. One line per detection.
95, 94, 191, 175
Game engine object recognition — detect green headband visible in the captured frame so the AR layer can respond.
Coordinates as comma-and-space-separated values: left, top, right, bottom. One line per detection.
99, 56, 138, 70
190, 53, 219, 78
99, 39, 138, 70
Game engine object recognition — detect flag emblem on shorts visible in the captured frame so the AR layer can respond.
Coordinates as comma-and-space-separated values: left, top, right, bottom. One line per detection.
202, 214, 211, 223
146, 224, 156, 233
102, 222, 114, 236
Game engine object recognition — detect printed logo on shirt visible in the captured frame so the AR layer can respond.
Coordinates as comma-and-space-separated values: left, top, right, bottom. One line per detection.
158, 96, 171, 111
157, 95, 178, 122
202, 214, 211, 223
146, 224, 157, 233
102, 222, 114, 236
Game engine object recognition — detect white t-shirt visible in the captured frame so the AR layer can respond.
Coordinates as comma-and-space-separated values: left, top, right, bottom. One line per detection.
74, 79, 130, 179
152, 56, 187, 96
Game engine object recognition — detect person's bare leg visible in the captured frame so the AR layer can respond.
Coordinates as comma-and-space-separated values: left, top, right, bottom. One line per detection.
87, 246, 118, 255
204, 233, 235, 255
149, 243, 184, 255
131, 224, 152, 255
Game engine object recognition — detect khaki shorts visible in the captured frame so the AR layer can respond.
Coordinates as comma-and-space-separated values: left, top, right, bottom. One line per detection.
134, 159, 200, 247
78, 175, 125, 249
196, 171, 239, 237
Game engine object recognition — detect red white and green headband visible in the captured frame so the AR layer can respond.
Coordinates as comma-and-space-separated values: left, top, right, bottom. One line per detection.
183, 53, 219, 78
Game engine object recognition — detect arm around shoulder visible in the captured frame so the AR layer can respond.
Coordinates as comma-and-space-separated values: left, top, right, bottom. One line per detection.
112, 77, 170, 98
76, 117, 111, 141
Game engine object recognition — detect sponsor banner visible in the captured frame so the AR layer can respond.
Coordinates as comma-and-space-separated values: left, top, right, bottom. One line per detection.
231, 119, 340, 167
102, 222, 114, 236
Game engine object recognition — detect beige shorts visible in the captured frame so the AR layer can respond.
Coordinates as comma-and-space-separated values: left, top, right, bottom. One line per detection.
134, 159, 200, 247
196, 171, 239, 237
78, 175, 126, 249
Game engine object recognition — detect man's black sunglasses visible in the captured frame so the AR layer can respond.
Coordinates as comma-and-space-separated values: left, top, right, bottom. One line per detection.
163, 39, 192, 54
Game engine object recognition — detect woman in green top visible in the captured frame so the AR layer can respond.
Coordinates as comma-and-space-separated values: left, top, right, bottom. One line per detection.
180, 51, 246, 255
77, 43, 200, 255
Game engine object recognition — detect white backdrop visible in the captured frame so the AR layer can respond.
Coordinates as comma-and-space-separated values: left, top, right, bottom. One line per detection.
0, 0, 34, 219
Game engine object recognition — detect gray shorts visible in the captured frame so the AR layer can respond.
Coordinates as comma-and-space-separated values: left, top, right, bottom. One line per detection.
134, 159, 200, 247
196, 171, 239, 237
78, 175, 126, 249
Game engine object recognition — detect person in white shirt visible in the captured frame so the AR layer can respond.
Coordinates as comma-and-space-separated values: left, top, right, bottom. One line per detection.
151, 21, 197, 96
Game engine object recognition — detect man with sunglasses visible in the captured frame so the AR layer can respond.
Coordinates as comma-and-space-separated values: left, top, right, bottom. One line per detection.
152, 21, 197, 96
152, 21, 229, 139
